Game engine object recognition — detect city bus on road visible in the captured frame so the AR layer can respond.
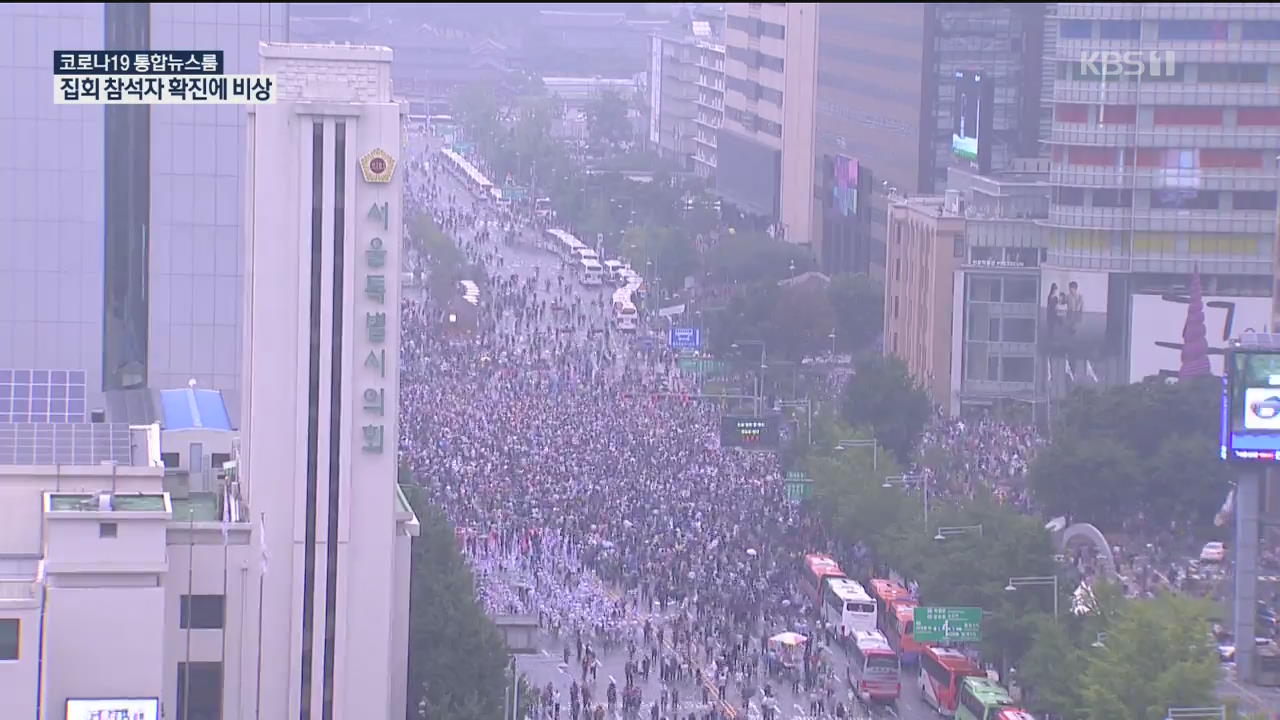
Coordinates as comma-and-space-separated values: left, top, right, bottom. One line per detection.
847, 630, 901, 705
956, 676, 1026, 720
577, 258, 604, 286
919, 646, 985, 717
438, 147, 493, 200
534, 197, 553, 218
885, 599, 926, 667
544, 229, 586, 262
823, 578, 877, 637
800, 554, 846, 606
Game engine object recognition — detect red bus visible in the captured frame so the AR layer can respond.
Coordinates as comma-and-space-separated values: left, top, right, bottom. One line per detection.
868, 578, 912, 629
919, 646, 985, 717
800, 553, 846, 605
848, 629, 901, 704
884, 599, 926, 667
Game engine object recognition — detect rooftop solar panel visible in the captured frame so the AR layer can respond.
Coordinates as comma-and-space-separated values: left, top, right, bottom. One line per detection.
0, 369, 88, 424
0, 423, 135, 466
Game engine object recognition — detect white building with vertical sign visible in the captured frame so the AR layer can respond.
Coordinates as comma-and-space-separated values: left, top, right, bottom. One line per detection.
240, 42, 417, 720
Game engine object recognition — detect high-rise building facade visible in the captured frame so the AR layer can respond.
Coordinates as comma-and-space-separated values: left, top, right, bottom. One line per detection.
1044, 3, 1280, 387
0, 3, 287, 409
716, 2, 815, 228
648, 30, 725, 180
241, 42, 414, 720
793, 3, 1045, 275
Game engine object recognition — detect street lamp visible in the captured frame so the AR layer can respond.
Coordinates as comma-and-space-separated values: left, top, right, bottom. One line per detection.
730, 340, 767, 415
1005, 575, 1060, 619
835, 438, 878, 470
934, 524, 982, 542
882, 473, 929, 527
828, 330, 837, 358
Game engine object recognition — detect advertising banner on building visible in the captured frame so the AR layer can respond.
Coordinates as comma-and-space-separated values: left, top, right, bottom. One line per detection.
1040, 268, 1110, 359
1129, 293, 1271, 381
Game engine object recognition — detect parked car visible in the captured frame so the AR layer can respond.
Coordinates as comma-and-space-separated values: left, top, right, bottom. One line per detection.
1201, 541, 1227, 563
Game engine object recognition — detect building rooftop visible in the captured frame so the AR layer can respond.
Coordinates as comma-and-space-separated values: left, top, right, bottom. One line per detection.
160, 388, 233, 431
0, 368, 88, 423
48, 492, 168, 513
171, 492, 222, 523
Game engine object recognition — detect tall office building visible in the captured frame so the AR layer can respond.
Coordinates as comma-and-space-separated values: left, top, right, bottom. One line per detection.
0, 3, 287, 409
241, 42, 414, 720
1044, 3, 1280, 387
786, 3, 1045, 275
715, 2, 817, 231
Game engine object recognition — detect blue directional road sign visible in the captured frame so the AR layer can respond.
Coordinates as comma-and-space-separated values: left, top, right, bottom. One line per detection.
669, 327, 701, 350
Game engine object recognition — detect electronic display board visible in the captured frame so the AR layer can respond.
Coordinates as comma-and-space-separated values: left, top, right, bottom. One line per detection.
720, 414, 781, 449
1222, 349, 1280, 463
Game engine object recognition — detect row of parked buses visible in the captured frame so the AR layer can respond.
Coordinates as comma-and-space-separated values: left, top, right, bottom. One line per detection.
438, 147, 493, 200
800, 554, 1032, 718
540, 228, 647, 331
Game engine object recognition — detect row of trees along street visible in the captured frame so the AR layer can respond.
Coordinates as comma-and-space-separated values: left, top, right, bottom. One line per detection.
801, 355, 1242, 719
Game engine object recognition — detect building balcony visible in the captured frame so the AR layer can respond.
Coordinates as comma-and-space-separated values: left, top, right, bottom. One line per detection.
694, 113, 721, 130
693, 151, 717, 169
696, 75, 725, 92
1052, 81, 1280, 107
1049, 123, 1280, 150
1045, 204, 1275, 234
1053, 3, 1280, 21
695, 95, 724, 112
1051, 164, 1279, 192
664, 67, 698, 84
1130, 252, 1272, 276
694, 132, 717, 148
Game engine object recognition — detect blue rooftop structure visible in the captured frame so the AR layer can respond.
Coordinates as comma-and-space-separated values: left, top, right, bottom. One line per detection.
159, 388, 233, 431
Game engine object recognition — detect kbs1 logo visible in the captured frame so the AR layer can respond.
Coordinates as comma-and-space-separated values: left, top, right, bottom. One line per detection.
1078, 50, 1177, 78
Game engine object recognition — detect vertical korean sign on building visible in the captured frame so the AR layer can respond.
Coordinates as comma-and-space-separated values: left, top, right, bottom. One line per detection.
358, 148, 397, 456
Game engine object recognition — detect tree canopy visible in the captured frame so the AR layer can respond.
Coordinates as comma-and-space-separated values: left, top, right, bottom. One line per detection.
827, 273, 884, 354
1030, 377, 1230, 533
403, 483, 509, 720
840, 354, 932, 465
585, 89, 632, 150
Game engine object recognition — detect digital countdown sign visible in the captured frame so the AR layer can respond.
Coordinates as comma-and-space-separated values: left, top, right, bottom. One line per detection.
1221, 348, 1280, 463
720, 415, 781, 449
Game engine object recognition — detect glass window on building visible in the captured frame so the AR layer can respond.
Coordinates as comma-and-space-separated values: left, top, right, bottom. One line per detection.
1158, 20, 1227, 41
1233, 191, 1277, 211
1003, 277, 1038, 304
1054, 187, 1086, 206
1060, 19, 1091, 39
1092, 189, 1133, 208
965, 343, 990, 381
1198, 63, 1268, 83
1242, 21, 1280, 41
1002, 318, 1037, 343
969, 277, 1002, 302
1099, 20, 1141, 40
1150, 189, 1219, 210
179, 595, 225, 630
0, 619, 18, 660
176, 661, 223, 720
1001, 356, 1035, 382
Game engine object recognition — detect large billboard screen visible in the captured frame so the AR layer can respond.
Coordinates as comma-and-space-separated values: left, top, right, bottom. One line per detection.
720, 414, 781, 449
67, 698, 161, 720
1223, 349, 1280, 464
1129, 293, 1272, 382
952, 69, 993, 174
832, 155, 859, 217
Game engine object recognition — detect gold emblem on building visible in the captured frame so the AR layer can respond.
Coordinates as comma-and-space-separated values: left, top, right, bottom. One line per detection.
360, 148, 396, 183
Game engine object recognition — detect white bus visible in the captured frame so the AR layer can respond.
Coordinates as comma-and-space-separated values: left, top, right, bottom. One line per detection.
577, 259, 604, 286
823, 577, 878, 638
603, 260, 627, 284
438, 147, 493, 200
489, 187, 511, 209
612, 289, 638, 331
543, 229, 586, 262
573, 247, 600, 263
534, 197, 553, 218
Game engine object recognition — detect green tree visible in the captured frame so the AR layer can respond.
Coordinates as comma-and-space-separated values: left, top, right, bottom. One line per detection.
840, 354, 931, 465
1035, 376, 1229, 532
619, 225, 699, 296
403, 484, 510, 720
1029, 435, 1143, 532
766, 281, 837, 362
827, 273, 884, 354
1079, 593, 1218, 720
1018, 616, 1087, 719
585, 89, 632, 150
704, 231, 814, 286
454, 84, 500, 149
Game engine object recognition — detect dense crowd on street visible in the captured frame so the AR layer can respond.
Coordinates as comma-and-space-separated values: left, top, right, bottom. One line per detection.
397, 140, 868, 719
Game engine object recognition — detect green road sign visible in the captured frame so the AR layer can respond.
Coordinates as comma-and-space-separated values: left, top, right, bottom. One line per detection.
912, 606, 982, 643
784, 472, 812, 503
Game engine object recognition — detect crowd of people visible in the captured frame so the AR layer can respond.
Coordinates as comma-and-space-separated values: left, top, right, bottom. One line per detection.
398, 138, 863, 719
916, 412, 1042, 511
